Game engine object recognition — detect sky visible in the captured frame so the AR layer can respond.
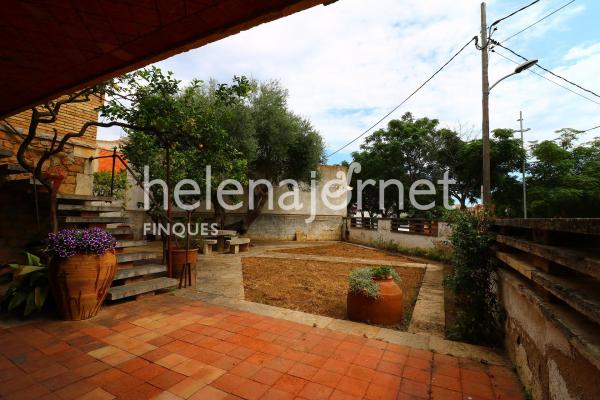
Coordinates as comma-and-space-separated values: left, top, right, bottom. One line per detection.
98, 0, 600, 165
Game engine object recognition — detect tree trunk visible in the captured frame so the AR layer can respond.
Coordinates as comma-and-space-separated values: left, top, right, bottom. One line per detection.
49, 187, 58, 233
212, 193, 226, 228
223, 185, 269, 234
242, 185, 270, 234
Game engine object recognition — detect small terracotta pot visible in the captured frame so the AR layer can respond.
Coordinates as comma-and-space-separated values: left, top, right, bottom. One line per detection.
170, 248, 198, 288
49, 251, 116, 321
347, 276, 403, 325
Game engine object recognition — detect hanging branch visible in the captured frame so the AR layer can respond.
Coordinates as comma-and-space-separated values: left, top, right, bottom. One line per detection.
3, 86, 156, 233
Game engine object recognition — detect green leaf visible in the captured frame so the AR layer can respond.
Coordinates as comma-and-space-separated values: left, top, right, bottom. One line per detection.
34, 285, 49, 309
18, 265, 45, 276
8, 292, 26, 311
24, 292, 36, 316
26, 252, 41, 267
0, 273, 11, 284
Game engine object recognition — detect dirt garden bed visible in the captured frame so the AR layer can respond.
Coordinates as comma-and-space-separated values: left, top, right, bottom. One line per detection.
242, 256, 425, 330
271, 242, 412, 262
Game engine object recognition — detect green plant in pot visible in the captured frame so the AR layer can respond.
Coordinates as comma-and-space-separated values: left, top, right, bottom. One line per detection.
1, 252, 50, 317
46, 228, 117, 321
347, 266, 403, 325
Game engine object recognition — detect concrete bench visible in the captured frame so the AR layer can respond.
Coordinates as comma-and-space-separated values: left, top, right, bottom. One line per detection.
226, 237, 250, 254
202, 239, 218, 256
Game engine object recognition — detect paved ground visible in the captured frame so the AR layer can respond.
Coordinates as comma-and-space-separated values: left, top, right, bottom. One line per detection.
0, 294, 524, 400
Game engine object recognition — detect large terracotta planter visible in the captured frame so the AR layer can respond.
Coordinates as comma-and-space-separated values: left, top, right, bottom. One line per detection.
347, 277, 403, 325
49, 251, 116, 321
170, 248, 198, 288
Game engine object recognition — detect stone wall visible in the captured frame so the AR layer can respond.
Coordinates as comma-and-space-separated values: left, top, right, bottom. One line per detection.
499, 270, 599, 400
346, 218, 450, 250
0, 97, 101, 262
0, 95, 102, 195
121, 164, 349, 241
127, 210, 343, 242
0, 185, 52, 263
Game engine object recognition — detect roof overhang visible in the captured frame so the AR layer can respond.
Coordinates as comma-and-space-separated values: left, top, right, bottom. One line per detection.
0, 0, 334, 119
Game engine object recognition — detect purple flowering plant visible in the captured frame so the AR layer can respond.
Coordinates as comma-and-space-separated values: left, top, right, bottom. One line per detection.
46, 228, 116, 258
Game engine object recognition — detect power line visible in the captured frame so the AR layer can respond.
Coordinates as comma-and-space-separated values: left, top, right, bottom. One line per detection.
490, 0, 542, 29
491, 40, 600, 99
492, 49, 600, 106
581, 125, 600, 133
326, 36, 477, 158
502, 0, 576, 43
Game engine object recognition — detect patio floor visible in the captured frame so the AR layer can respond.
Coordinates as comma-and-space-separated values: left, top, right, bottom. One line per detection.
0, 294, 524, 400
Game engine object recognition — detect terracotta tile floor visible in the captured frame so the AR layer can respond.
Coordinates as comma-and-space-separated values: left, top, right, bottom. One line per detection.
0, 295, 524, 400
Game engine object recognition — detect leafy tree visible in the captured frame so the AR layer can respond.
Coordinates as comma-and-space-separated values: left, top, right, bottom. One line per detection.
348, 112, 448, 217
103, 69, 324, 233
103, 68, 251, 226
526, 130, 600, 217
231, 81, 324, 232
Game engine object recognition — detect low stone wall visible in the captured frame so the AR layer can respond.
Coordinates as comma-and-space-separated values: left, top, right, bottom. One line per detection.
494, 219, 600, 400
245, 214, 343, 241
126, 210, 343, 241
499, 270, 599, 400
346, 218, 450, 249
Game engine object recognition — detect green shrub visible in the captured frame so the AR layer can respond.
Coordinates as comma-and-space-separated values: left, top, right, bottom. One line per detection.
444, 210, 502, 345
370, 238, 453, 263
348, 266, 401, 299
1, 253, 50, 317
93, 170, 128, 200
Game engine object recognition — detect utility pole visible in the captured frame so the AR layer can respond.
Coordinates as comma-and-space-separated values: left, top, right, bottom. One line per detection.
480, 2, 492, 206
516, 111, 530, 218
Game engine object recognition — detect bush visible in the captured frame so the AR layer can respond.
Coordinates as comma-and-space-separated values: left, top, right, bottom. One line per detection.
371, 238, 453, 263
1, 253, 50, 317
93, 170, 128, 200
348, 266, 401, 299
444, 210, 502, 345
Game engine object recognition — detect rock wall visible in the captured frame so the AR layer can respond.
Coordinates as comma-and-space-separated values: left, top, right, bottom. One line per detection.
346, 219, 450, 250
0, 95, 101, 195
499, 269, 600, 400
0, 96, 101, 262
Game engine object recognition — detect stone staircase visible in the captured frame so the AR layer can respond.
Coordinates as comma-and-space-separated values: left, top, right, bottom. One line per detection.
57, 193, 178, 300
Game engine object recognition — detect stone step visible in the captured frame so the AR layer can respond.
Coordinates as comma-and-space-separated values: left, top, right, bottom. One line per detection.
495, 250, 536, 279
114, 264, 167, 280
531, 282, 600, 371
0, 164, 27, 175
117, 252, 161, 263
116, 240, 148, 249
62, 216, 129, 224
57, 193, 114, 203
107, 226, 133, 235
107, 277, 178, 300
495, 218, 600, 236
496, 235, 600, 279
0, 149, 12, 159
532, 271, 600, 326
57, 204, 122, 213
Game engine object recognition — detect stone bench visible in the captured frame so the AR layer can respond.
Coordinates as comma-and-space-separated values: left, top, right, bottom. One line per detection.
202, 239, 218, 256
226, 237, 250, 254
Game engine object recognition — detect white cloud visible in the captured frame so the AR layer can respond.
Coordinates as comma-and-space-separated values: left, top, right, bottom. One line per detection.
98, 0, 600, 157
564, 42, 600, 60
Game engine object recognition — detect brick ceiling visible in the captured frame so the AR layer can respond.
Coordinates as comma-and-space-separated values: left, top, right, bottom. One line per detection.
0, 0, 330, 119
